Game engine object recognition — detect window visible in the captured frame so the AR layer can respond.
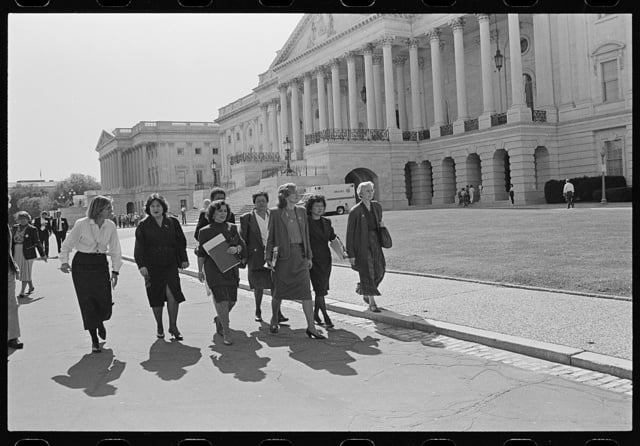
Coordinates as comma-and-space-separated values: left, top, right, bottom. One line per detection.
227, 135, 231, 144
605, 139, 623, 176
212, 147, 219, 155
236, 132, 240, 141
177, 148, 184, 156
249, 128, 253, 137
196, 170, 203, 184
177, 170, 186, 185
601, 60, 619, 103
195, 148, 202, 155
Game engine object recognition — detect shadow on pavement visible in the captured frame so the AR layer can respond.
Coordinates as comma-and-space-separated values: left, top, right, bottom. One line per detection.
51, 347, 126, 397
253, 325, 381, 376
372, 320, 447, 349
140, 339, 202, 381
209, 329, 270, 382
17, 296, 45, 305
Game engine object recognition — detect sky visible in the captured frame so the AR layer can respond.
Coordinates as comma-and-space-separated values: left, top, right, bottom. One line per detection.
7, 13, 304, 183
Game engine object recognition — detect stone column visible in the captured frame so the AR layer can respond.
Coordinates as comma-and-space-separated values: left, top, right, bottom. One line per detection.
279, 84, 290, 145
104, 155, 110, 190
381, 36, 397, 130
142, 144, 149, 188
269, 99, 278, 151
477, 14, 497, 129
507, 13, 531, 122
261, 103, 270, 151
533, 13, 558, 122
408, 39, 423, 131
290, 79, 302, 160
315, 67, 328, 131
394, 55, 408, 131
303, 73, 313, 138
428, 28, 445, 137
419, 57, 429, 129
122, 151, 127, 189
451, 17, 470, 134
372, 54, 384, 129
363, 44, 377, 130
326, 77, 334, 129
346, 51, 359, 129
116, 150, 122, 190
330, 59, 342, 129
100, 158, 106, 190
508, 147, 538, 204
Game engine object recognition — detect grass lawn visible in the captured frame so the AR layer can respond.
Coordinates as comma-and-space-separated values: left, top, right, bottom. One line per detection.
326, 206, 632, 297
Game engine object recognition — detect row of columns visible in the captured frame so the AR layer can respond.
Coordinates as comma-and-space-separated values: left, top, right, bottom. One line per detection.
102, 145, 151, 191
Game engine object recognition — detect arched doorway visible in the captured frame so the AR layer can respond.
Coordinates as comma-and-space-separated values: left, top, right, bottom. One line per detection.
466, 153, 482, 201
492, 150, 510, 201
534, 146, 551, 192
126, 202, 134, 214
404, 162, 416, 205
345, 168, 379, 202
441, 157, 457, 204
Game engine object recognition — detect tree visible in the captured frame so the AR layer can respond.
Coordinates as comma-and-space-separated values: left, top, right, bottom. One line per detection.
9, 185, 50, 223
14, 196, 54, 222
50, 173, 101, 207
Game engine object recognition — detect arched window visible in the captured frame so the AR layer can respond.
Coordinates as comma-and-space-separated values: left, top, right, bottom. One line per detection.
523, 73, 534, 110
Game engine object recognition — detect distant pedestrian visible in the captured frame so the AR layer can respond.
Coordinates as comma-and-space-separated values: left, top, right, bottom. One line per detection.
8, 197, 23, 350
51, 210, 69, 256
197, 200, 246, 345
181, 206, 187, 225
563, 179, 575, 209
194, 187, 235, 241
11, 211, 47, 298
33, 211, 52, 257
346, 181, 386, 313
265, 183, 325, 339
135, 194, 189, 340
508, 183, 515, 206
469, 185, 475, 204
461, 187, 469, 207
307, 194, 343, 328
60, 196, 121, 353
457, 189, 463, 205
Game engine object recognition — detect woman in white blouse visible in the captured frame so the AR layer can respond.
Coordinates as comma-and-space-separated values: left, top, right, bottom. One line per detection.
60, 196, 122, 353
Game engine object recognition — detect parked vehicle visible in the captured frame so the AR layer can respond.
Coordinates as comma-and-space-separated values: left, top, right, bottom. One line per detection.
297, 183, 356, 215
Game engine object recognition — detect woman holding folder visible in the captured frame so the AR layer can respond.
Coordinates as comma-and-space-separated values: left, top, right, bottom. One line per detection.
197, 200, 246, 345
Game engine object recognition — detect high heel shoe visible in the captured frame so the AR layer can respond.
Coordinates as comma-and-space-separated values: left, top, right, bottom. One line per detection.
168, 328, 183, 341
27, 287, 35, 295
223, 331, 233, 345
368, 305, 381, 313
314, 315, 324, 326
92, 342, 102, 353
306, 328, 326, 339
269, 322, 279, 334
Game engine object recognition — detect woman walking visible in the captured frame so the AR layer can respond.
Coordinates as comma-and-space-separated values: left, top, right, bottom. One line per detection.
307, 194, 343, 328
8, 197, 24, 349
60, 196, 121, 353
265, 183, 325, 339
11, 211, 47, 298
197, 200, 246, 345
346, 181, 386, 313
239, 191, 287, 323
134, 194, 189, 340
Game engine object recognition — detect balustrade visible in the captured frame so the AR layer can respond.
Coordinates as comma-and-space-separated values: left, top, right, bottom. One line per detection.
490, 113, 508, 127
228, 152, 281, 165
532, 109, 547, 123
440, 123, 453, 136
304, 128, 390, 144
464, 118, 479, 132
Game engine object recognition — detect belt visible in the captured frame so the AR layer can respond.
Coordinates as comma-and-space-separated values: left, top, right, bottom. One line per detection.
78, 251, 107, 256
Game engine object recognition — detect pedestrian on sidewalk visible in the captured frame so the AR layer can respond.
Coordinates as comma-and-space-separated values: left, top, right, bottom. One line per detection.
7, 197, 23, 350
180, 206, 187, 225
509, 183, 515, 206
461, 187, 469, 207
135, 194, 189, 341
59, 196, 121, 353
194, 187, 235, 241
239, 191, 287, 324
563, 179, 575, 209
346, 181, 386, 313
469, 185, 475, 204
265, 183, 326, 339
197, 200, 246, 346
51, 210, 69, 257
11, 211, 47, 298
33, 211, 52, 258
306, 194, 344, 328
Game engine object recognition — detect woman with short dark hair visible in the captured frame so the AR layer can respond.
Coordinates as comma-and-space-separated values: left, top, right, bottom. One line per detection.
11, 211, 47, 298
60, 196, 121, 353
134, 193, 189, 340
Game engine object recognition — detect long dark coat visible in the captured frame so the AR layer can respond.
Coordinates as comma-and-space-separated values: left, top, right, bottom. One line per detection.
346, 200, 383, 272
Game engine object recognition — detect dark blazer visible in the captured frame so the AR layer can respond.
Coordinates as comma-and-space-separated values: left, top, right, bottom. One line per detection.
11, 224, 45, 260
134, 215, 188, 268
33, 217, 52, 236
308, 215, 336, 263
51, 216, 69, 234
346, 200, 383, 271
240, 210, 270, 270
194, 209, 236, 241
265, 206, 312, 263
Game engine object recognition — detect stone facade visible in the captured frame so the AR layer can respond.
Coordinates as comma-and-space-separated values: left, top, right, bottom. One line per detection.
95, 121, 221, 215
215, 13, 632, 209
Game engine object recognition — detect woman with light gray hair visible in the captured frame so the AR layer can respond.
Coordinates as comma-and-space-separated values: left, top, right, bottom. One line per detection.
346, 181, 386, 312
60, 195, 122, 353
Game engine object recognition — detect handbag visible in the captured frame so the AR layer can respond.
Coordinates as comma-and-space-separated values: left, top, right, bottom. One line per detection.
378, 226, 392, 249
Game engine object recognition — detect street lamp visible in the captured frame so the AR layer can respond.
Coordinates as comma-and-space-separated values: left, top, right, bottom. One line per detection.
210, 160, 218, 187
493, 14, 505, 112
600, 147, 607, 204
282, 136, 295, 176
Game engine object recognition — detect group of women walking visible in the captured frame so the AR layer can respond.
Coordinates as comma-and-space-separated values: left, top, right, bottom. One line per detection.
10, 180, 388, 353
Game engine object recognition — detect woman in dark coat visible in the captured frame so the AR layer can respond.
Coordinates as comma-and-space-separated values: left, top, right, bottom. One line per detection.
265, 183, 325, 339
135, 194, 189, 340
11, 211, 47, 298
306, 194, 343, 328
346, 181, 386, 313
197, 200, 246, 346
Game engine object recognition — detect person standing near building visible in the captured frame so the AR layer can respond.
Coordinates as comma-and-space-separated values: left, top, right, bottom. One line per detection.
51, 210, 69, 257
33, 211, 52, 257
59, 196, 121, 353
509, 184, 515, 207
265, 183, 325, 339
12, 211, 47, 298
180, 206, 187, 225
8, 197, 23, 350
194, 187, 235, 241
563, 179, 575, 209
135, 194, 189, 340
468, 185, 475, 205
239, 191, 287, 323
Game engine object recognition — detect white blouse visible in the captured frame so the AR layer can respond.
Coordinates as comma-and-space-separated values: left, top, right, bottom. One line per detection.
59, 217, 123, 272
254, 209, 270, 248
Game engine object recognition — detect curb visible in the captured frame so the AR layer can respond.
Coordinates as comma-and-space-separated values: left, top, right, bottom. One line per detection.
122, 255, 632, 380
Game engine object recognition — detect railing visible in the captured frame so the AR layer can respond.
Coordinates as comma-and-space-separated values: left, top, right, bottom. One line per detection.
418, 129, 430, 141
261, 167, 280, 179
305, 128, 390, 144
194, 183, 207, 191
491, 113, 508, 127
532, 109, 547, 123
401, 130, 431, 142
229, 152, 281, 165
440, 124, 453, 136
402, 131, 412, 141
464, 118, 479, 132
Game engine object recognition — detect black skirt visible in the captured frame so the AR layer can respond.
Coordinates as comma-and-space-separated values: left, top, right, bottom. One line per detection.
145, 263, 186, 307
71, 252, 112, 330
310, 256, 331, 297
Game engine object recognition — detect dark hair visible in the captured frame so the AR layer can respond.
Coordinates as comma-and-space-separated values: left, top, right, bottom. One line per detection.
277, 183, 297, 209
252, 191, 269, 204
144, 193, 169, 216
209, 187, 226, 201
207, 199, 231, 223
305, 194, 326, 215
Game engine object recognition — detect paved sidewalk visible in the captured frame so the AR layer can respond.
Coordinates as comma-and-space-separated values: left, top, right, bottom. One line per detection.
117, 230, 631, 378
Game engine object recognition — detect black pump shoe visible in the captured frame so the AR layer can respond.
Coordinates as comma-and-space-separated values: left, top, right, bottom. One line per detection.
306, 328, 326, 339
168, 328, 183, 341
98, 324, 106, 340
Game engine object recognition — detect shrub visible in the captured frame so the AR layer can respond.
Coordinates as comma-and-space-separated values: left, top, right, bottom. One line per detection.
592, 186, 632, 202
544, 176, 627, 203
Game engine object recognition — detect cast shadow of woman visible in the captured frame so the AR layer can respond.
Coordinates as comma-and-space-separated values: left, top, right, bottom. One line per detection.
209, 329, 270, 382
140, 338, 202, 381
51, 347, 126, 397
253, 325, 381, 376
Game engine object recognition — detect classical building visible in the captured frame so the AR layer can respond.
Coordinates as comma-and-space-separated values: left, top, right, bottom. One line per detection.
95, 121, 221, 215
215, 13, 632, 208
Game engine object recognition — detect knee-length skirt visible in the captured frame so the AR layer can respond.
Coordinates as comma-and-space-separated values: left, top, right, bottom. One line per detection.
310, 257, 331, 297
356, 232, 386, 296
273, 244, 312, 301
145, 263, 186, 307
13, 244, 33, 282
248, 266, 273, 290
71, 252, 113, 330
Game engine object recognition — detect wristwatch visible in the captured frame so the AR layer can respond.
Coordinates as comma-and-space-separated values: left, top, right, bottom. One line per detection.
111, 271, 119, 276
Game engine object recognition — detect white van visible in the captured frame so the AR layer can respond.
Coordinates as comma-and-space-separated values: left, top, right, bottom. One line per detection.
298, 183, 356, 215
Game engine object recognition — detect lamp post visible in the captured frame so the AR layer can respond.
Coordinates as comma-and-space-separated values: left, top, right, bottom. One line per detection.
493, 14, 505, 112
282, 136, 295, 176
600, 148, 607, 204
210, 160, 218, 187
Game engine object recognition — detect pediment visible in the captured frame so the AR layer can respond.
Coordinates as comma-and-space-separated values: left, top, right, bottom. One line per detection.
95, 130, 115, 151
